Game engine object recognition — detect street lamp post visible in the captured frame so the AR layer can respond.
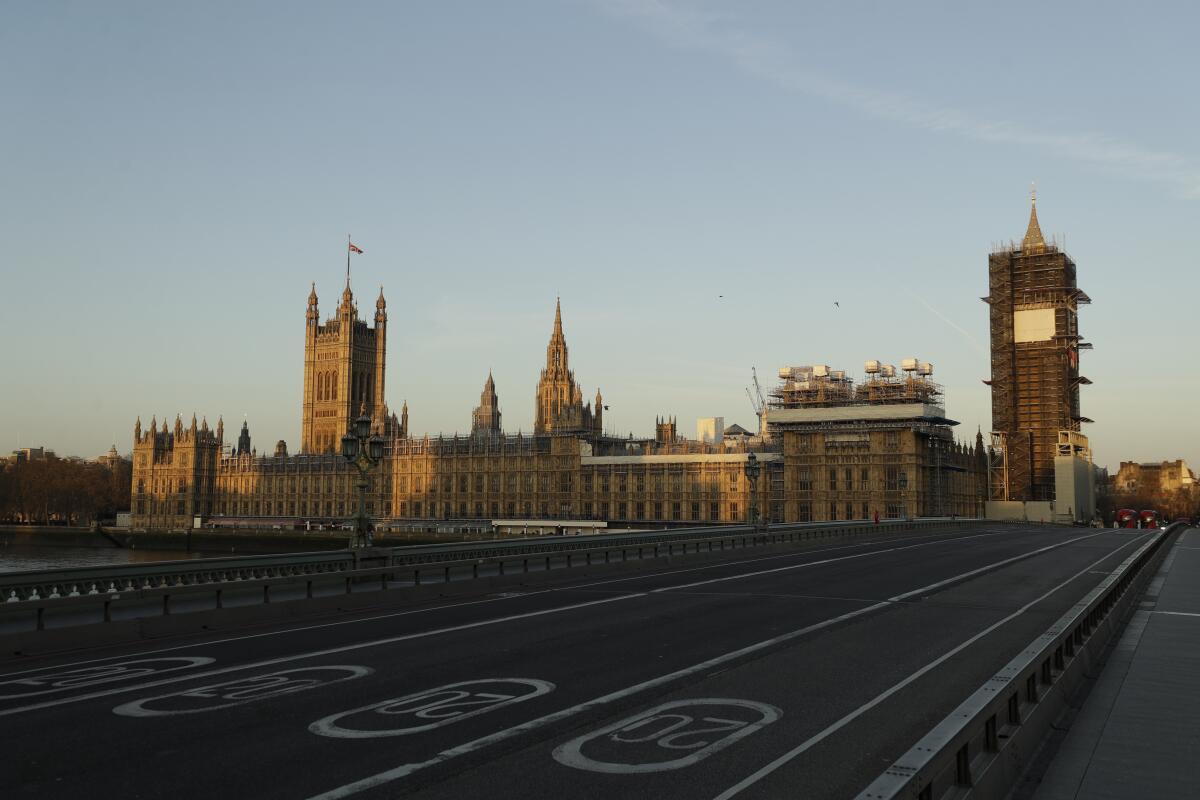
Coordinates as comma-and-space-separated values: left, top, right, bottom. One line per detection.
341, 413, 385, 549
744, 452, 762, 531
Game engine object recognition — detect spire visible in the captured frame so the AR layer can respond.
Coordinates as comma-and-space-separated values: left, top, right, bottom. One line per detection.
376, 285, 386, 310
553, 296, 563, 337
134, 417, 142, 440
308, 282, 318, 305
1022, 184, 1046, 251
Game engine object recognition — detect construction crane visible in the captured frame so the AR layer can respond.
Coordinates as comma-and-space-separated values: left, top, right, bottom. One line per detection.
746, 366, 766, 435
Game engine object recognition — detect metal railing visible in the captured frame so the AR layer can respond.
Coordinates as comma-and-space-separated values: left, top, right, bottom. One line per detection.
855, 523, 1178, 800
0, 517, 1000, 634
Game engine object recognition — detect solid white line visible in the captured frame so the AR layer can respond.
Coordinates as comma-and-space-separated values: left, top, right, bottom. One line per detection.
0, 594, 642, 718
652, 529, 1103, 595
307, 603, 894, 800
709, 534, 1143, 799
0, 528, 1101, 717
304, 532, 1118, 799
0, 528, 1012, 678
1155, 610, 1200, 618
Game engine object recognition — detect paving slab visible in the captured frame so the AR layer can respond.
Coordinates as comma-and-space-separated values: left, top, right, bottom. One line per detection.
1033, 527, 1200, 800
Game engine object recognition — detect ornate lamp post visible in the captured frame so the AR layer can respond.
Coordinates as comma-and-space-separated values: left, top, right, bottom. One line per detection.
744, 452, 762, 530
341, 413, 385, 548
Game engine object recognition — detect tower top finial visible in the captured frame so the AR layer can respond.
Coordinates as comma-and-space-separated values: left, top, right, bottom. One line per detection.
1022, 187, 1046, 251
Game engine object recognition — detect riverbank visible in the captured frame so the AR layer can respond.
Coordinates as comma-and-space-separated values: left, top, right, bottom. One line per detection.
0, 525, 456, 555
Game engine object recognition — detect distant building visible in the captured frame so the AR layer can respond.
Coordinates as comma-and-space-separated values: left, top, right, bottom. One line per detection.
696, 417, 724, 444
471, 372, 503, 438
130, 272, 982, 531
985, 193, 1091, 502
534, 299, 603, 437
95, 445, 127, 470
9, 447, 52, 463
1113, 460, 1196, 495
131, 286, 772, 530
722, 424, 754, 442
767, 362, 986, 521
301, 280, 400, 454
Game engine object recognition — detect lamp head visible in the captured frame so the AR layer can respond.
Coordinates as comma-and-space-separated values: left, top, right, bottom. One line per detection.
354, 414, 371, 440
341, 434, 359, 460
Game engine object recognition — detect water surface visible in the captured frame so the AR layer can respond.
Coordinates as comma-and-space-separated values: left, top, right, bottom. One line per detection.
0, 546, 205, 574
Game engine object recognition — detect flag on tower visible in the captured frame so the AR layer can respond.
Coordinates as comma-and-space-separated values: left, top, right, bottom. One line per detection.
348, 242, 364, 254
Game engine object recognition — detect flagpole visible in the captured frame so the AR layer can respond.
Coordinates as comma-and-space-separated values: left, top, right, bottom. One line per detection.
346, 234, 351, 288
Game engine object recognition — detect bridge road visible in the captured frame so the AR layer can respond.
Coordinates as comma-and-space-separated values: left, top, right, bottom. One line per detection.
0, 525, 1147, 799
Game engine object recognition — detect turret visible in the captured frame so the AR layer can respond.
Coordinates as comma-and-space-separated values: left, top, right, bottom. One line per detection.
216, 416, 224, 444
134, 416, 142, 441
307, 283, 319, 327
237, 420, 252, 456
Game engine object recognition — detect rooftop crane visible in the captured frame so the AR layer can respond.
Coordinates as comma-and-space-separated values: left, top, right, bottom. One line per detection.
746, 366, 766, 435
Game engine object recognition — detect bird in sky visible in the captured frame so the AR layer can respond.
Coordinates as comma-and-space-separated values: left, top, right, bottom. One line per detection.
834, 301, 840, 308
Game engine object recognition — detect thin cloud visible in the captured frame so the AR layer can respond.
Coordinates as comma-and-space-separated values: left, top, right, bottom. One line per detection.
597, 0, 1200, 197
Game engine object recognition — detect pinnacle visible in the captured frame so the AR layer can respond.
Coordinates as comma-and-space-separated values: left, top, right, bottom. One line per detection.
1022, 197, 1046, 251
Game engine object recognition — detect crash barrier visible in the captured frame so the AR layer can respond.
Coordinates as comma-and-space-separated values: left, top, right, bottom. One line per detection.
855, 523, 1179, 800
1, 517, 1008, 633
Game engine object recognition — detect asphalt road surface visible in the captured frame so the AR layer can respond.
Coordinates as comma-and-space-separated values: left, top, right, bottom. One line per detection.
0, 524, 1149, 799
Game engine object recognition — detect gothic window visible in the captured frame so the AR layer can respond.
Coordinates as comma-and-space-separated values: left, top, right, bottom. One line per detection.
332, 370, 338, 400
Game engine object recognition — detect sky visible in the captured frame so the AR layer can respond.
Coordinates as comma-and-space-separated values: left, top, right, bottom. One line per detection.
2, 1, 1198, 471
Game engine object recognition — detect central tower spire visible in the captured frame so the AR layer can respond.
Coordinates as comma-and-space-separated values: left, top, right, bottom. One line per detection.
1022, 184, 1046, 252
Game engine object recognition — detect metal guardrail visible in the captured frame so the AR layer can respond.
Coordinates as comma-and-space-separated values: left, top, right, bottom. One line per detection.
0, 518, 998, 634
855, 523, 1178, 800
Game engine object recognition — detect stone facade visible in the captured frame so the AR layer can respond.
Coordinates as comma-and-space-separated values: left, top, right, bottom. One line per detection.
534, 299, 601, 437
301, 281, 398, 454
130, 281, 984, 531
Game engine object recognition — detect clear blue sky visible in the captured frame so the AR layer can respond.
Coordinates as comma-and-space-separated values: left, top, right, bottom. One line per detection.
2, 1, 1197, 471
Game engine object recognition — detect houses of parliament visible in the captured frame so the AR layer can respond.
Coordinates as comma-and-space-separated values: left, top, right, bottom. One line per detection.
131, 274, 985, 531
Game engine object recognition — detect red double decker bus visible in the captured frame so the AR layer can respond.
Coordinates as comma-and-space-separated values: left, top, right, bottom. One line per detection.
1115, 509, 1139, 529
1139, 510, 1160, 530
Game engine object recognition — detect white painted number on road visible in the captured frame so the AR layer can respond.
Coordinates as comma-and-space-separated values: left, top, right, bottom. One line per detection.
112, 665, 373, 717
309, 678, 554, 739
0, 657, 215, 700
553, 699, 781, 774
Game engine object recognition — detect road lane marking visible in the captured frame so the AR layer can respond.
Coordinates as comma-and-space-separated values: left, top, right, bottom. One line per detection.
553, 699, 780, 773
710, 534, 1146, 799
1155, 610, 1200, 618
0, 528, 1034, 679
309, 679, 554, 738
112, 666, 372, 717
0, 595, 638, 718
0, 528, 1008, 678
0, 657, 214, 700
0, 528, 1114, 720
303, 529, 1120, 799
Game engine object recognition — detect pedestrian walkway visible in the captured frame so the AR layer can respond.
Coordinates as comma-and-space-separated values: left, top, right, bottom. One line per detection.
1033, 526, 1200, 799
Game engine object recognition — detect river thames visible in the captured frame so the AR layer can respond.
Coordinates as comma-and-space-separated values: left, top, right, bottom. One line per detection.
0, 545, 204, 573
